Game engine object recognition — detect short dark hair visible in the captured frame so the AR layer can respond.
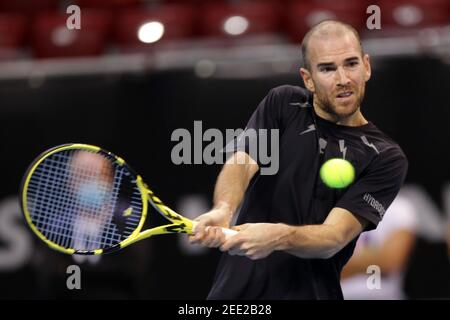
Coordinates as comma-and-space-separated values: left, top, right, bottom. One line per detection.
301, 20, 363, 71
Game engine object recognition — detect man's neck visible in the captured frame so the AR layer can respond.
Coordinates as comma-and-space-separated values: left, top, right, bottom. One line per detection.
313, 100, 368, 127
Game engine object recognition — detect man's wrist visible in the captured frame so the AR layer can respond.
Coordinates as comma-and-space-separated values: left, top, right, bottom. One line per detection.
214, 200, 230, 210
214, 201, 234, 217
274, 224, 296, 251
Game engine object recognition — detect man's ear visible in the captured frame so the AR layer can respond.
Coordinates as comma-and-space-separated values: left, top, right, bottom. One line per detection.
300, 67, 315, 92
363, 53, 371, 82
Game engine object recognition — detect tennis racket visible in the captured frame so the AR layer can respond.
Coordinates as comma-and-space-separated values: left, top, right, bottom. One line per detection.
20, 143, 237, 255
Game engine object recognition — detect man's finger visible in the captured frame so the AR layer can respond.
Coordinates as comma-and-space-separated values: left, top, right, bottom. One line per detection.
207, 227, 227, 248
202, 228, 220, 248
220, 235, 243, 252
232, 223, 249, 232
191, 221, 210, 240
209, 227, 226, 248
192, 221, 207, 234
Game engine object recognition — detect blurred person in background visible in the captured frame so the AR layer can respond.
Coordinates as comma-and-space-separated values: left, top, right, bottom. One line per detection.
189, 20, 408, 299
340, 193, 418, 299
68, 150, 114, 265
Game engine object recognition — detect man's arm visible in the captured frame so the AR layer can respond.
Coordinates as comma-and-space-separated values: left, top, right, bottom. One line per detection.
213, 151, 259, 216
189, 151, 259, 247
282, 208, 369, 259
220, 208, 368, 260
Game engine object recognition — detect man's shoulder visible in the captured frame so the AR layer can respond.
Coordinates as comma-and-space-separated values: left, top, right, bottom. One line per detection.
367, 124, 408, 166
265, 85, 313, 124
269, 85, 311, 103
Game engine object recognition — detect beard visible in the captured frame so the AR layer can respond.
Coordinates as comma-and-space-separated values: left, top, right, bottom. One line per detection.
315, 84, 365, 120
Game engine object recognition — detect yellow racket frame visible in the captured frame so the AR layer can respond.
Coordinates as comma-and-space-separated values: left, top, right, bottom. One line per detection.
21, 143, 195, 255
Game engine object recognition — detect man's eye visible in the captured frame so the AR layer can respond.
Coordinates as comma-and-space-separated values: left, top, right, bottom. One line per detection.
320, 67, 334, 72
348, 61, 359, 67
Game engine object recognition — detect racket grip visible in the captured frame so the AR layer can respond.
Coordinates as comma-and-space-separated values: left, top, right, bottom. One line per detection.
191, 221, 238, 240
221, 227, 238, 240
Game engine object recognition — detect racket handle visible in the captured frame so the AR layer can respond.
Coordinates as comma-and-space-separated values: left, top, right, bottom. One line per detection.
220, 227, 238, 240
191, 221, 238, 240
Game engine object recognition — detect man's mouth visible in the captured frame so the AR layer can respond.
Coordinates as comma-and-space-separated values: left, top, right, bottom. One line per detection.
336, 91, 353, 98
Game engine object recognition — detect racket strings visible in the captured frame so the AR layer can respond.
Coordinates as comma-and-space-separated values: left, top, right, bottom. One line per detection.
30, 151, 120, 246
29, 151, 119, 249
26, 149, 143, 251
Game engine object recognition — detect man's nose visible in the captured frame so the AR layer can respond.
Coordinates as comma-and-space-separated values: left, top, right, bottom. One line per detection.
336, 67, 350, 86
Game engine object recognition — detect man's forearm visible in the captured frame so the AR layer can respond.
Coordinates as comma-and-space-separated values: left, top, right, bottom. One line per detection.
274, 208, 366, 259
213, 152, 257, 216
275, 224, 346, 259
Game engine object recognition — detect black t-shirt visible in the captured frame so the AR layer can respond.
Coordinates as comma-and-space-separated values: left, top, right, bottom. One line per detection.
208, 85, 408, 300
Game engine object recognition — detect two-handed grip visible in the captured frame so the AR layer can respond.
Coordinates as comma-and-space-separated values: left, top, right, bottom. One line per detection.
191, 221, 238, 240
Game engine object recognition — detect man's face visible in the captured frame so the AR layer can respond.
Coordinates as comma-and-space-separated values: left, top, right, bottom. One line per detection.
301, 32, 371, 120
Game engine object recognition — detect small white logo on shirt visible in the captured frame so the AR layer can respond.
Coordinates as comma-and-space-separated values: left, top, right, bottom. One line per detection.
339, 139, 347, 159
361, 136, 380, 154
290, 102, 311, 108
300, 124, 316, 135
319, 138, 327, 154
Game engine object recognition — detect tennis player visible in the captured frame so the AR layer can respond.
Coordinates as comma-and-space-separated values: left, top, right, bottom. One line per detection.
189, 20, 408, 299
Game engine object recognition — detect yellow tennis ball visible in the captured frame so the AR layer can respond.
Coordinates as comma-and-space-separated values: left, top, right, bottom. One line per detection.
320, 158, 355, 189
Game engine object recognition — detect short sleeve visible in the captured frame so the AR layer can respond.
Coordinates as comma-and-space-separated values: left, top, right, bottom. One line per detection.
243, 88, 282, 131
223, 87, 282, 167
336, 148, 408, 231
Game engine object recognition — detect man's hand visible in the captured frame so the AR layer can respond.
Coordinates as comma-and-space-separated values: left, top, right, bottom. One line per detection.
188, 203, 234, 248
220, 223, 290, 260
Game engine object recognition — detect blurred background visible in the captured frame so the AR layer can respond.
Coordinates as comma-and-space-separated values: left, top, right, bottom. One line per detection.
0, 0, 449, 299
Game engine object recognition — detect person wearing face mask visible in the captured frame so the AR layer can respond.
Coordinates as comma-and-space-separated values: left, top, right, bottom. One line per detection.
69, 151, 114, 264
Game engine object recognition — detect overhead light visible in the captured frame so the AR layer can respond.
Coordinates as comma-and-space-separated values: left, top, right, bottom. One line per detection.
394, 5, 423, 27
138, 21, 165, 44
195, 59, 216, 78
223, 16, 249, 36
52, 26, 77, 47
